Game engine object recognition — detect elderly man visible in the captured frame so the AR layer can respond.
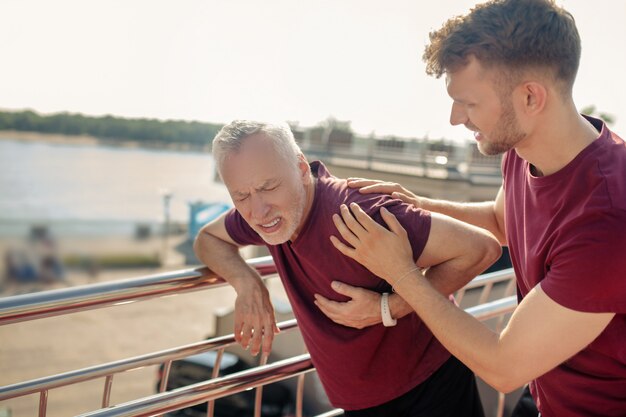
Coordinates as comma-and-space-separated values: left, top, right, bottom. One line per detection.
194, 120, 500, 416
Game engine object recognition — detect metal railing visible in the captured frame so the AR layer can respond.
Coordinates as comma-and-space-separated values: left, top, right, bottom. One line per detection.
299, 140, 503, 185
0, 256, 276, 326
0, 259, 517, 417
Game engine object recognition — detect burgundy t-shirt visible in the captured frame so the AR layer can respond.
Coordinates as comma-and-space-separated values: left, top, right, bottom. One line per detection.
503, 116, 626, 417
225, 161, 450, 409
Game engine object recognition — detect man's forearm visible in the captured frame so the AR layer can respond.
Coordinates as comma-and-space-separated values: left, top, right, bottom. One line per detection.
394, 272, 506, 387
389, 266, 474, 318
390, 226, 501, 319
194, 226, 281, 358
193, 230, 263, 293
421, 198, 504, 243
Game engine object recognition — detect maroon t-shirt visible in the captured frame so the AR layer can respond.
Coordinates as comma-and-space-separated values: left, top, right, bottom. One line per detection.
225, 161, 450, 409
503, 116, 626, 417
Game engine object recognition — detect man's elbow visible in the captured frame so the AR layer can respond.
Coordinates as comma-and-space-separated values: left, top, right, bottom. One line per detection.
483, 236, 502, 268
192, 229, 209, 260
467, 233, 502, 274
480, 350, 531, 393
486, 372, 528, 394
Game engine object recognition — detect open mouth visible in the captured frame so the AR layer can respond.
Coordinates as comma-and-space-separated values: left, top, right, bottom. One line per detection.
260, 217, 281, 231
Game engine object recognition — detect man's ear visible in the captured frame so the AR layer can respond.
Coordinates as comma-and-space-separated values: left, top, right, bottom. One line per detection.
519, 81, 548, 116
297, 153, 311, 182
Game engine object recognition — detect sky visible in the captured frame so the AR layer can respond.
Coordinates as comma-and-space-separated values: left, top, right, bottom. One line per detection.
1, 0, 625, 142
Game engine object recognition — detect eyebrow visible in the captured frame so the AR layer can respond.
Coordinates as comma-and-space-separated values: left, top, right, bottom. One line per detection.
231, 178, 280, 198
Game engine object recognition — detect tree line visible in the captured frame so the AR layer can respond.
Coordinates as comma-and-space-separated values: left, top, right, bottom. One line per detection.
0, 110, 224, 148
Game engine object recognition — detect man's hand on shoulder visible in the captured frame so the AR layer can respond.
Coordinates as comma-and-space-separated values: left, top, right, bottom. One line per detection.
346, 177, 424, 208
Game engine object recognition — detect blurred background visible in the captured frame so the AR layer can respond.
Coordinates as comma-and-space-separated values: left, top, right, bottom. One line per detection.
0, 0, 624, 293
0, 1, 624, 416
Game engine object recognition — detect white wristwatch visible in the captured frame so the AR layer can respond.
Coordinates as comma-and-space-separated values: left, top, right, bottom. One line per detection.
380, 292, 397, 327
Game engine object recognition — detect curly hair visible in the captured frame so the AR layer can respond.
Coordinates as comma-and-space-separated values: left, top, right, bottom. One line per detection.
423, 0, 581, 94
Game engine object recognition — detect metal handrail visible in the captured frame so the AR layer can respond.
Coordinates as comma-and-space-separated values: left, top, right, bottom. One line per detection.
465, 296, 517, 321
75, 296, 518, 417
455, 268, 516, 306
0, 256, 276, 325
463, 268, 515, 289
77, 354, 316, 417
0, 294, 516, 400
0, 259, 518, 417
0, 264, 515, 327
0, 293, 517, 414
0, 319, 298, 401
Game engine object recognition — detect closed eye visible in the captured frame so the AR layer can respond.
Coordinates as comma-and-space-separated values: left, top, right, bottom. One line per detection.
233, 194, 250, 202
259, 181, 280, 192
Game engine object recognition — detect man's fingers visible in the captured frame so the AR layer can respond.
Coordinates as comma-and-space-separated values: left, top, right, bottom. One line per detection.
314, 293, 344, 315
349, 203, 382, 233
239, 323, 253, 349
249, 328, 262, 356
250, 318, 274, 357
330, 235, 357, 259
260, 324, 275, 357
381, 207, 408, 238
330, 280, 360, 298
346, 178, 382, 190
314, 296, 349, 326
234, 321, 244, 343
392, 192, 416, 205
358, 184, 395, 194
332, 213, 360, 247
339, 204, 368, 237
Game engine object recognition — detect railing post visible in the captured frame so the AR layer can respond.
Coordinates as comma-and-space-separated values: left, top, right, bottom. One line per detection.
253, 355, 268, 417
295, 373, 306, 417
206, 348, 224, 417
158, 360, 172, 393
38, 390, 48, 417
102, 375, 114, 408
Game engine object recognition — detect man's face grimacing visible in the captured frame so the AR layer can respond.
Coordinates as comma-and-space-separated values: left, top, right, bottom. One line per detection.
220, 133, 311, 245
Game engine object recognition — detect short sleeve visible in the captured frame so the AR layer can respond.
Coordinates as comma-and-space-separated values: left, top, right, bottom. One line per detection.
370, 198, 432, 263
541, 211, 626, 313
223, 208, 265, 246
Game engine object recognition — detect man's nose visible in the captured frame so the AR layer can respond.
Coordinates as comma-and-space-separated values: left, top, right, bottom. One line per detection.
449, 102, 468, 126
250, 194, 270, 219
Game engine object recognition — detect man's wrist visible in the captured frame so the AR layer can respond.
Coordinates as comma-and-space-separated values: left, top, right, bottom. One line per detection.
388, 292, 412, 319
229, 270, 265, 295
380, 292, 398, 327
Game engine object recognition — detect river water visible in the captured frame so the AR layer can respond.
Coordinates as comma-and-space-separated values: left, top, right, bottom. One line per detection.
0, 138, 231, 237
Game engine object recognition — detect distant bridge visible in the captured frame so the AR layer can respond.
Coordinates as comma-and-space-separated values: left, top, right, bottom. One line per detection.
301, 138, 502, 202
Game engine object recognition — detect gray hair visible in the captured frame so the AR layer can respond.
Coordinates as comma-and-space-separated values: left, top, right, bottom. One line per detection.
212, 120, 303, 175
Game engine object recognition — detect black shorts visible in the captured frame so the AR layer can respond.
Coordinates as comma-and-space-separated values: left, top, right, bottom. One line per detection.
344, 356, 485, 417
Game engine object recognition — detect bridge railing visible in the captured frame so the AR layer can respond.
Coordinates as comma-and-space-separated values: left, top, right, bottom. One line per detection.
0, 258, 517, 417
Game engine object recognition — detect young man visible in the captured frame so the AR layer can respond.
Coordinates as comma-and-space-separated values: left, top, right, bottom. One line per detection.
194, 120, 501, 416
329, 1, 626, 416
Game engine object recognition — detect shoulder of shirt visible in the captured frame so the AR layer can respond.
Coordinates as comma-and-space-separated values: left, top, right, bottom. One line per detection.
311, 160, 427, 216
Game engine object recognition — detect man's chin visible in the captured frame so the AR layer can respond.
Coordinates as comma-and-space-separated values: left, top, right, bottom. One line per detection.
478, 141, 508, 156
258, 231, 290, 246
